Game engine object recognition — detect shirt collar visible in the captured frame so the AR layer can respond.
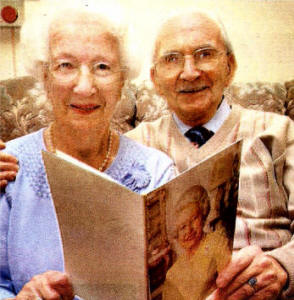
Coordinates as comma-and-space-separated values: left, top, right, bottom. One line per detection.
173, 98, 231, 135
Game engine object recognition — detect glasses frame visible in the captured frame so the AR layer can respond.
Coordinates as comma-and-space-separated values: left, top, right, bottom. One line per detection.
154, 47, 228, 76
47, 61, 126, 84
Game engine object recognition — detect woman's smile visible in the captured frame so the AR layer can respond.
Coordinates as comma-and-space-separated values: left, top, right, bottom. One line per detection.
69, 103, 101, 114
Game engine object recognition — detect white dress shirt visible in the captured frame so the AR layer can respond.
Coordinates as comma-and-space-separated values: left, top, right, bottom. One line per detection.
173, 99, 231, 138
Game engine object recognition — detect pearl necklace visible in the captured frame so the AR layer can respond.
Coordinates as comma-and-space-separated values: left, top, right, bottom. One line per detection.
46, 123, 113, 172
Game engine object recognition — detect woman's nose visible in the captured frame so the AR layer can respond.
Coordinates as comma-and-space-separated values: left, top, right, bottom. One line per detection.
184, 224, 192, 235
73, 65, 97, 96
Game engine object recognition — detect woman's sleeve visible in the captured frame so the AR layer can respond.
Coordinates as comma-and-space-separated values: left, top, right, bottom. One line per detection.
0, 192, 16, 298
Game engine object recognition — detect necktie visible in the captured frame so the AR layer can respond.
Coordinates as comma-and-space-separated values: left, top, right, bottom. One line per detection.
184, 126, 214, 147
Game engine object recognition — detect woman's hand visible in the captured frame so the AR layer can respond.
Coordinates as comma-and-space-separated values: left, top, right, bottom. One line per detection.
0, 139, 19, 190
15, 271, 74, 300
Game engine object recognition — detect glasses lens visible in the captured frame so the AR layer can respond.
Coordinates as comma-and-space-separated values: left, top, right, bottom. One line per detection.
157, 52, 183, 74
193, 48, 219, 66
50, 62, 78, 83
50, 61, 124, 83
156, 48, 222, 75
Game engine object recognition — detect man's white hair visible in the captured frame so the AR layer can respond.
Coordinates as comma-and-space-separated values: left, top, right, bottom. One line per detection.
151, 8, 235, 64
20, 0, 140, 82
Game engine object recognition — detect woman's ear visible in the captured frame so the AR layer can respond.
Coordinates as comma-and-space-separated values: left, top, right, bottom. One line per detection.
42, 62, 50, 92
150, 66, 156, 85
120, 69, 126, 90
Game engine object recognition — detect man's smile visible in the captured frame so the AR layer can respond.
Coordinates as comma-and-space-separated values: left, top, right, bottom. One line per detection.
69, 104, 101, 114
177, 86, 209, 94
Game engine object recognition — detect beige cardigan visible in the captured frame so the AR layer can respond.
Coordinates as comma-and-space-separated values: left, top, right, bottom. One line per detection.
126, 105, 294, 299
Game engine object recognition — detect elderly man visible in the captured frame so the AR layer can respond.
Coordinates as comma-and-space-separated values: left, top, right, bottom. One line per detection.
126, 11, 294, 300
1, 9, 294, 300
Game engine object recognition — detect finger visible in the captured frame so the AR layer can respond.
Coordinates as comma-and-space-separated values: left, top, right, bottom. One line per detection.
36, 275, 61, 300
41, 271, 74, 300
226, 281, 256, 300
226, 269, 284, 300
226, 253, 284, 295
223, 264, 260, 295
205, 288, 225, 300
227, 281, 281, 300
50, 274, 74, 300
217, 245, 262, 288
0, 152, 18, 164
224, 275, 255, 296
0, 140, 5, 150
0, 171, 17, 181
251, 285, 281, 300
16, 285, 43, 300
0, 179, 8, 190
0, 161, 19, 172
18, 273, 61, 300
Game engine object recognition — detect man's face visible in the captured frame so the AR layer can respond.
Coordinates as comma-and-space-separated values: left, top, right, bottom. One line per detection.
176, 203, 203, 254
151, 13, 235, 126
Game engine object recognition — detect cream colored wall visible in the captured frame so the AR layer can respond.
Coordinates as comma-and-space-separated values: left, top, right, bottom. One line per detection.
0, 0, 293, 83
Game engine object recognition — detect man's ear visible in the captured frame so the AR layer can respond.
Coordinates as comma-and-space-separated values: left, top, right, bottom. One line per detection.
43, 70, 49, 92
225, 53, 237, 87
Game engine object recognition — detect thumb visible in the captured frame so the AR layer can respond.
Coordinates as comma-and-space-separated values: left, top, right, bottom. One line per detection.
205, 288, 225, 300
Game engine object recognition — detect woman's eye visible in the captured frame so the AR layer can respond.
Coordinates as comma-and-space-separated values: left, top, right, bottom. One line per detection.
94, 63, 111, 71
192, 215, 200, 222
180, 224, 186, 231
58, 62, 73, 70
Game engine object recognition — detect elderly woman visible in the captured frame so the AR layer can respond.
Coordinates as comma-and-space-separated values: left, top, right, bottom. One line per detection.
0, 5, 175, 299
162, 185, 231, 300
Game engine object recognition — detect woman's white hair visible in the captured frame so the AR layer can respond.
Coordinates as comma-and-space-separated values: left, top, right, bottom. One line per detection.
20, 0, 140, 82
151, 8, 235, 64
175, 185, 210, 221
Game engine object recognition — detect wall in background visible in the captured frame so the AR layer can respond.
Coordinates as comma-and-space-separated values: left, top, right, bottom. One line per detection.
0, 0, 293, 83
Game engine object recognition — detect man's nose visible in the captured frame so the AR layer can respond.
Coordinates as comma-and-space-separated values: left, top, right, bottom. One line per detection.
73, 65, 96, 96
179, 56, 201, 81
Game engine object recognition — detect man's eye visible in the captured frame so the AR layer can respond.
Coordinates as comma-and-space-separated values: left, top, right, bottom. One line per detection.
164, 54, 180, 64
197, 49, 214, 60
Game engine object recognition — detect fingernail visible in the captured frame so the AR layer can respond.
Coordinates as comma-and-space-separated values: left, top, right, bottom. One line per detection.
8, 172, 16, 179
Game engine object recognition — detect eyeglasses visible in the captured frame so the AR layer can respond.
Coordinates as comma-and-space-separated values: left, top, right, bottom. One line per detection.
154, 47, 226, 76
48, 60, 125, 84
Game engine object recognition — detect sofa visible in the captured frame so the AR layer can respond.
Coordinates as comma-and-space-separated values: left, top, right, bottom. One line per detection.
1, 76, 293, 142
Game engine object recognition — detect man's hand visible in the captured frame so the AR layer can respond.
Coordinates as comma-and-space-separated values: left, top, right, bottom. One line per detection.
208, 245, 288, 300
15, 270, 74, 300
0, 139, 19, 190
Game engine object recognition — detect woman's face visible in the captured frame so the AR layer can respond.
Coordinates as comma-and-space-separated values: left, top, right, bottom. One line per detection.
176, 203, 203, 255
44, 19, 125, 132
